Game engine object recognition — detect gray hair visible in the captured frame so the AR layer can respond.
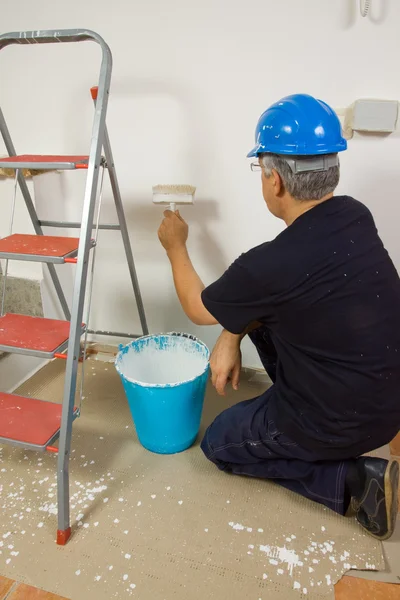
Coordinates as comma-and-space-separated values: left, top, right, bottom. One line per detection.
261, 153, 340, 201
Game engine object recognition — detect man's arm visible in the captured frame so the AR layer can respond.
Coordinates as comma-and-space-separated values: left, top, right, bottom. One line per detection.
210, 323, 261, 395
158, 210, 217, 326
158, 210, 262, 394
167, 245, 218, 326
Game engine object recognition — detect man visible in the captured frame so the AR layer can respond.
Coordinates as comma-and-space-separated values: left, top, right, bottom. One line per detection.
158, 93, 400, 540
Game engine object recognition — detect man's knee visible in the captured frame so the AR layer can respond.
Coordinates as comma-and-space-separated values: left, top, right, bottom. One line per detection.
200, 425, 213, 460
200, 421, 230, 471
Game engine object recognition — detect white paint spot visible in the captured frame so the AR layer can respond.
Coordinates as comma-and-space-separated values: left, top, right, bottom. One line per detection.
277, 569, 284, 575
166, 486, 171, 491
108, 566, 113, 570
229, 522, 245, 531
303, 588, 307, 594
130, 584, 136, 589
247, 527, 253, 533
94, 522, 99, 527
151, 495, 156, 499
123, 574, 128, 581
204, 529, 208, 533
103, 498, 109, 503
321, 526, 326, 532
257, 528, 264, 533
308, 567, 314, 573
263, 573, 268, 579
37, 522, 43, 528
260, 544, 302, 576
75, 570, 81, 576
114, 519, 120, 524
178, 500, 183, 505
325, 575, 332, 586
293, 582, 300, 590
95, 575, 101, 582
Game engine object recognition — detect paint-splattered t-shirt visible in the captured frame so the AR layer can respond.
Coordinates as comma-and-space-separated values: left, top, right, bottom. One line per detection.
202, 196, 400, 458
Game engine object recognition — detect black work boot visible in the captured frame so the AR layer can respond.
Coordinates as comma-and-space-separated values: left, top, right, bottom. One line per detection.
347, 457, 399, 540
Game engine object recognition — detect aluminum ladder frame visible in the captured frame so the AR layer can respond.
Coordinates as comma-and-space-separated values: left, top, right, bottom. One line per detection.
0, 29, 148, 545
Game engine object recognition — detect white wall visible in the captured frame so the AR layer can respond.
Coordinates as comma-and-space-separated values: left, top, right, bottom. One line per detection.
0, 0, 399, 368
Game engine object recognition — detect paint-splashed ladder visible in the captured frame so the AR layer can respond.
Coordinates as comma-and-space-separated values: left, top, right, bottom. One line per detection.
0, 29, 148, 545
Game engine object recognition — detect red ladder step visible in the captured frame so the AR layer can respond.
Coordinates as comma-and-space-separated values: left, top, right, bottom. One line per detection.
0, 155, 90, 170
0, 233, 86, 263
0, 392, 78, 451
0, 313, 85, 358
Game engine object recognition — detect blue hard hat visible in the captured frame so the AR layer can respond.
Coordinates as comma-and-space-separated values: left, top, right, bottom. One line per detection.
247, 94, 347, 158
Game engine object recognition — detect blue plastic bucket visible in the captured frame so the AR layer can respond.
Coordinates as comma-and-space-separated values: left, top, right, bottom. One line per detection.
115, 333, 210, 454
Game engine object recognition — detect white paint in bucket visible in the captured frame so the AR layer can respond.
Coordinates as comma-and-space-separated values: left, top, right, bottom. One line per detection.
116, 334, 209, 387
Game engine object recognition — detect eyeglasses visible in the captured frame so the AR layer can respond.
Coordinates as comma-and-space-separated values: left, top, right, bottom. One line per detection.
250, 162, 262, 172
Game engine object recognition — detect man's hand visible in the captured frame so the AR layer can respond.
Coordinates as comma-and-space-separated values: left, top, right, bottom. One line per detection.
210, 329, 242, 396
158, 210, 189, 252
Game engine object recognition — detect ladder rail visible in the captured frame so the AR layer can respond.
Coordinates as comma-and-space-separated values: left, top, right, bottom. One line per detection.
0, 28, 108, 49
104, 128, 149, 336
90, 89, 149, 336
56, 35, 113, 542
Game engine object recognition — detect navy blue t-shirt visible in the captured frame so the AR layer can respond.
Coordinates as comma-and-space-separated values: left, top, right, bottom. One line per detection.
202, 196, 400, 458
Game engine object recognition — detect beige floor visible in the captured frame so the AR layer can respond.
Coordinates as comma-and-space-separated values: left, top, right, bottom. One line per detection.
0, 359, 390, 599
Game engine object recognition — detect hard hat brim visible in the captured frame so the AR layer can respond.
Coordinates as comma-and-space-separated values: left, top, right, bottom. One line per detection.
247, 144, 261, 158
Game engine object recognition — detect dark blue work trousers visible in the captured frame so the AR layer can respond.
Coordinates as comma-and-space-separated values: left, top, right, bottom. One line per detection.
201, 327, 348, 515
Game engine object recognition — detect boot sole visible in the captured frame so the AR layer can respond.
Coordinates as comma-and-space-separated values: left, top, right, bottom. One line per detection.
369, 459, 399, 541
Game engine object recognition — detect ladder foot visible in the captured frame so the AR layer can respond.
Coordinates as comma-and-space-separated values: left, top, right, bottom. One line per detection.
57, 527, 71, 545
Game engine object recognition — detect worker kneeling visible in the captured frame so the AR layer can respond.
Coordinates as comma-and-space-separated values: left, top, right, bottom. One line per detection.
158, 94, 400, 540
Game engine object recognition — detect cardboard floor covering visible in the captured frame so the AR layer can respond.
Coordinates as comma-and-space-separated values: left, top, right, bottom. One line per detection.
0, 359, 384, 599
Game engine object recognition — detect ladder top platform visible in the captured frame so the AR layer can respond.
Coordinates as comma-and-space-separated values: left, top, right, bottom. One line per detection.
0, 313, 84, 358
0, 155, 90, 170
0, 392, 78, 451
0, 233, 84, 263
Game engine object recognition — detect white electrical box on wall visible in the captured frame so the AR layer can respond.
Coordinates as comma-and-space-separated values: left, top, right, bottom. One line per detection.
351, 99, 398, 133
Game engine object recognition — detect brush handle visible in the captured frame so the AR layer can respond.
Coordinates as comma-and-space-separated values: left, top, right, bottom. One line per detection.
170, 202, 177, 212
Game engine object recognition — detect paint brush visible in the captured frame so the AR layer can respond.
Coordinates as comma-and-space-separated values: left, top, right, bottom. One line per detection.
152, 184, 196, 212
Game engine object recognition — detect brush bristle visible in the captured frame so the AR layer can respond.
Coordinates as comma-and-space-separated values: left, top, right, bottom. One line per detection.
152, 184, 196, 195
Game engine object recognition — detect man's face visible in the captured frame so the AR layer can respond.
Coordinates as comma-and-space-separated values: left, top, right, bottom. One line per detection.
260, 158, 282, 219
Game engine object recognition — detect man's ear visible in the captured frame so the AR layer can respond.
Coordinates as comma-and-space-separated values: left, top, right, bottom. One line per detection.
272, 168, 283, 196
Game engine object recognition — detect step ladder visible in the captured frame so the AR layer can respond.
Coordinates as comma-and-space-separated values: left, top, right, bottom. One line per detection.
0, 29, 148, 545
